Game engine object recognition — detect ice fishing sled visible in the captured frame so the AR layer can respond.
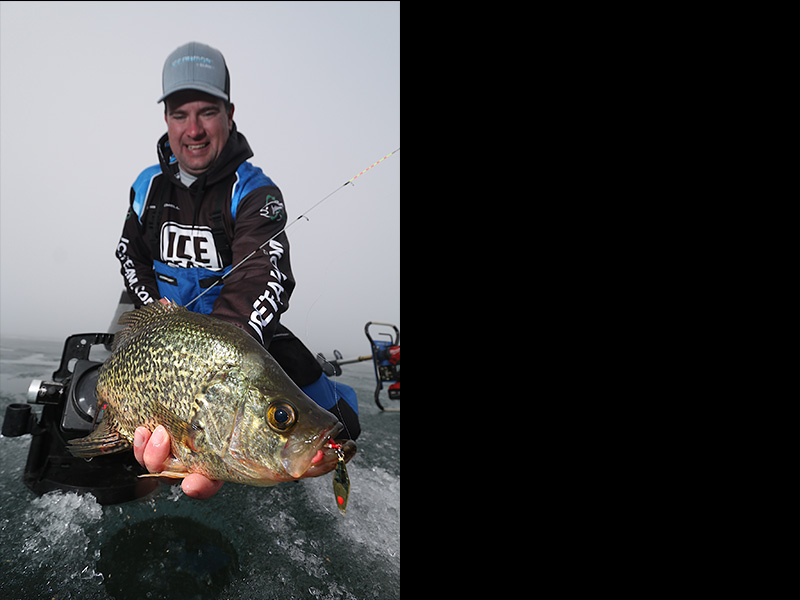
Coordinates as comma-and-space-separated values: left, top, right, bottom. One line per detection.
318, 321, 400, 412
365, 322, 400, 411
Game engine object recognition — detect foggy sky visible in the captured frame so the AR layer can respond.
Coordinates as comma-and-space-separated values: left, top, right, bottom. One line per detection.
0, 1, 399, 358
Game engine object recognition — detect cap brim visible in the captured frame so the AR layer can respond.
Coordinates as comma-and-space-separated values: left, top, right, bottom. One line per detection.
157, 83, 229, 103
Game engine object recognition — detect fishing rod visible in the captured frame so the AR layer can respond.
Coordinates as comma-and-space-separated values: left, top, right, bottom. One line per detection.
185, 147, 400, 309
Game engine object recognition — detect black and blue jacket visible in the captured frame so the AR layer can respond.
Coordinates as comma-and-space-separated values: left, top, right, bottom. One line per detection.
116, 123, 294, 346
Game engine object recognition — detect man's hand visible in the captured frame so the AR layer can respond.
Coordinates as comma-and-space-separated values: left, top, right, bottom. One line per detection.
133, 425, 224, 500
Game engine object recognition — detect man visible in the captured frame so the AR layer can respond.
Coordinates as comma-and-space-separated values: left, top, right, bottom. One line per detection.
117, 42, 358, 499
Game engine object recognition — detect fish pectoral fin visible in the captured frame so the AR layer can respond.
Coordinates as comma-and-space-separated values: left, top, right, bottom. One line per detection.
138, 471, 188, 480
152, 400, 203, 452
67, 415, 131, 458
137, 457, 190, 479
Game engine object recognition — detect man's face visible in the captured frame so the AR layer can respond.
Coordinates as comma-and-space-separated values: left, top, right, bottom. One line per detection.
164, 90, 234, 176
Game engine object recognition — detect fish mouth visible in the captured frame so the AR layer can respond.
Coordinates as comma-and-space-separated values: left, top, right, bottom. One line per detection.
303, 437, 357, 480
283, 421, 343, 479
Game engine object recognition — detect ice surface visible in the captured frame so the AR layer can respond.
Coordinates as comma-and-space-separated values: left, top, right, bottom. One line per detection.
0, 491, 107, 599
304, 463, 400, 563
23, 490, 104, 557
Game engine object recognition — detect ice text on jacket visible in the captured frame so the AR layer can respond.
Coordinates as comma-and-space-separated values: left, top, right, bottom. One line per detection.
160, 222, 223, 270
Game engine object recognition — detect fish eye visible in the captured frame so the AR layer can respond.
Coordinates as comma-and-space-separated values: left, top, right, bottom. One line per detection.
266, 402, 296, 432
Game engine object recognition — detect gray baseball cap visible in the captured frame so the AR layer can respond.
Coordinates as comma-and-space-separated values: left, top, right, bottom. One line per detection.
157, 41, 230, 103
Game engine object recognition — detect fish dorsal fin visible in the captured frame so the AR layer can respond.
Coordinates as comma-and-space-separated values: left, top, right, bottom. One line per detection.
113, 300, 184, 351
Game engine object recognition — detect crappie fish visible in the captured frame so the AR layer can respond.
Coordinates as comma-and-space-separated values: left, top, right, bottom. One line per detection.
68, 301, 345, 486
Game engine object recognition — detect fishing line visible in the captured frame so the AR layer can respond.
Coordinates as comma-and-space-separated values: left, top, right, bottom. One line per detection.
185, 147, 400, 309
330, 377, 354, 443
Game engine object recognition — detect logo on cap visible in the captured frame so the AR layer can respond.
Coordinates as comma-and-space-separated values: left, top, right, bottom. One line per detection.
171, 55, 214, 68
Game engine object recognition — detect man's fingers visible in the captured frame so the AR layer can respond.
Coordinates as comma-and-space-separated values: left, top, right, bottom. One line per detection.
133, 426, 150, 466
182, 474, 224, 500
142, 425, 172, 473
132, 424, 223, 499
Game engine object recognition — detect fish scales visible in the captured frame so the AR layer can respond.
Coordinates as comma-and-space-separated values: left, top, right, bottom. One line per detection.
102, 309, 236, 436
68, 301, 343, 486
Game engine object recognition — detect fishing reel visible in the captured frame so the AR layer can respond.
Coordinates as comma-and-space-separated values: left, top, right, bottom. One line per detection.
2, 333, 154, 504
